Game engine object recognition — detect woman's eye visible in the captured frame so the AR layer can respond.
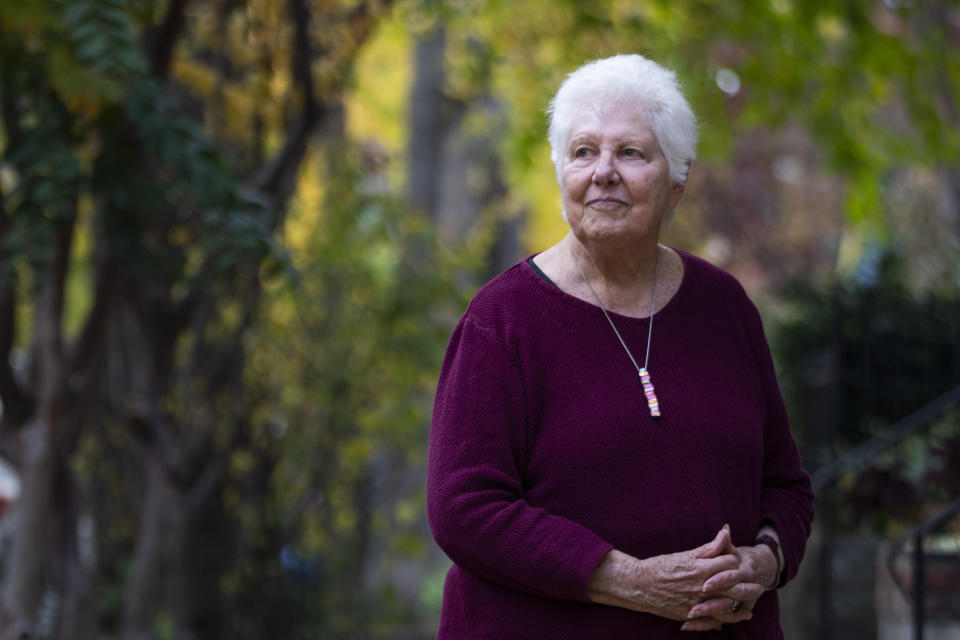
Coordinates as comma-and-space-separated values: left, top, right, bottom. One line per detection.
574, 147, 592, 158
623, 148, 642, 158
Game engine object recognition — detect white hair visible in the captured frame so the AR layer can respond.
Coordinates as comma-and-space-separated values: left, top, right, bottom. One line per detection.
547, 54, 698, 188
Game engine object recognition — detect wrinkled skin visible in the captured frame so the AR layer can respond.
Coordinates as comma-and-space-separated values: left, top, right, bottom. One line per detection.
587, 526, 777, 631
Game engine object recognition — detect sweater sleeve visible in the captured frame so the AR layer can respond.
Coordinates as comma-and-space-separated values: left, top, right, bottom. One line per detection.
744, 301, 815, 586
427, 316, 614, 602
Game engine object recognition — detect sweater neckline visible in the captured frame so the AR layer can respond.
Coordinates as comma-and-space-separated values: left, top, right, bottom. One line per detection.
523, 247, 691, 324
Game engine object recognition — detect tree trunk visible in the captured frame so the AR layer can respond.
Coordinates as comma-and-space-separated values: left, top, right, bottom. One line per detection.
51, 458, 98, 640
0, 421, 55, 640
53, 544, 98, 640
407, 27, 463, 221
407, 30, 522, 262
120, 456, 188, 640
0, 279, 66, 640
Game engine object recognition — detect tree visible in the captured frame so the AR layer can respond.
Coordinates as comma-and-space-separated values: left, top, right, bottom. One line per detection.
0, 0, 393, 637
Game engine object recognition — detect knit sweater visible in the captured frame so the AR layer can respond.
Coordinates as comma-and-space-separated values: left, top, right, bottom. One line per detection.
427, 250, 814, 639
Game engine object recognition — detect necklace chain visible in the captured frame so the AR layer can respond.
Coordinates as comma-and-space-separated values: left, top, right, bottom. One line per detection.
571, 247, 663, 418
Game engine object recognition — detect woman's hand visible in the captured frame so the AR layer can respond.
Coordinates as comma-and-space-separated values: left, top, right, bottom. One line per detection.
679, 541, 777, 631
587, 526, 759, 623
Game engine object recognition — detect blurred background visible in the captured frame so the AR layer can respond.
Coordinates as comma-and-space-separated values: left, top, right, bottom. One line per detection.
0, 0, 958, 638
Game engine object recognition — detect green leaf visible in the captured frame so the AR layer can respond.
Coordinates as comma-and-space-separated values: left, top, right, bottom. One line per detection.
62, 0, 96, 30
75, 33, 111, 62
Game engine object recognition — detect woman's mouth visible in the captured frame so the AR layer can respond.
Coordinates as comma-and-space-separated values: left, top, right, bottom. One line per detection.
587, 198, 628, 207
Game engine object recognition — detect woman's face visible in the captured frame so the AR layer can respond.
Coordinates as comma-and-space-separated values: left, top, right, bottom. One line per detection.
560, 106, 684, 247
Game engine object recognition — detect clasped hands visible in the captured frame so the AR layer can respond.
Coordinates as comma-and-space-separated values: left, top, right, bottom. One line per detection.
586, 525, 778, 632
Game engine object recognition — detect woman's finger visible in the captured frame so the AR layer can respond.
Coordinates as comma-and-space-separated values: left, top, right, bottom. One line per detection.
703, 580, 764, 600
693, 525, 732, 559
709, 581, 764, 602
701, 568, 741, 593
718, 526, 740, 559
680, 617, 723, 631
692, 553, 740, 579
688, 596, 756, 623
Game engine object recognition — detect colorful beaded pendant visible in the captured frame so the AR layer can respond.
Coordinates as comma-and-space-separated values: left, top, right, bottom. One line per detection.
571, 247, 664, 421
639, 367, 661, 418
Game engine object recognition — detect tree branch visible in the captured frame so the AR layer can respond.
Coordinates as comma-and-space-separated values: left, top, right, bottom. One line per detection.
289, 0, 319, 123
248, 0, 322, 208
147, 0, 191, 78
249, 0, 394, 213
0, 56, 24, 150
0, 74, 36, 427
0, 284, 34, 427
49, 212, 76, 348
0, 190, 35, 427
68, 248, 117, 375
249, 115, 318, 211
183, 450, 226, 513
317, 0, 394, 96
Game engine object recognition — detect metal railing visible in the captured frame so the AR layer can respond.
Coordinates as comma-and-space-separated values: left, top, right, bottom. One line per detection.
887, 497, 960, 640
812, 385, 960, 492
811, 384, 960, 640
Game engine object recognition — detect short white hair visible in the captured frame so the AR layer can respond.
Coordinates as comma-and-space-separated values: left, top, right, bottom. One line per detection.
547, 54, 698, 188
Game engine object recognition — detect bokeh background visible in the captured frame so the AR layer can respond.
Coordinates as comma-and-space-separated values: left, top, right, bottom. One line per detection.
1, 0, 959, 638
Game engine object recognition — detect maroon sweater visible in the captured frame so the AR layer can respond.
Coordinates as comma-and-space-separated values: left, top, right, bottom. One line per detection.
427, 250, 814, 639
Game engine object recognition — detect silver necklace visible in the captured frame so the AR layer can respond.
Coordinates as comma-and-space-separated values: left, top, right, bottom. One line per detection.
571, 248, 662, 418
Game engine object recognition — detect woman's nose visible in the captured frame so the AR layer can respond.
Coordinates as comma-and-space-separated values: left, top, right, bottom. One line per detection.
591, 154, 620, 184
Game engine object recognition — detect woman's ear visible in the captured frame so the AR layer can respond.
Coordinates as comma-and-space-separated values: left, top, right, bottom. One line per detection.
668, 180, 686, 209
668, 161, 691, 208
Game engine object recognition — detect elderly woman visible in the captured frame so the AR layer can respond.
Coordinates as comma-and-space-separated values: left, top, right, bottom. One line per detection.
427, 54, 814, 638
